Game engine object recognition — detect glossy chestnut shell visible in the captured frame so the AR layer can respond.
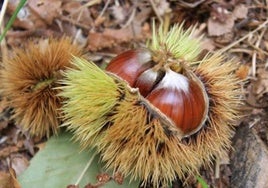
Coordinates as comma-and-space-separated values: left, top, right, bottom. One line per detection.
106, 49, 152, 86
106, 49, 209, 137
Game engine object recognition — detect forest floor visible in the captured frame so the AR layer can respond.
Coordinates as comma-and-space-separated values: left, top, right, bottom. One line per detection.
0, 0, 268, 188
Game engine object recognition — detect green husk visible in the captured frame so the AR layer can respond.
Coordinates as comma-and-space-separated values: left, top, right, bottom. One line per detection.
59, 57, 122, 149
147, 22, 202, 62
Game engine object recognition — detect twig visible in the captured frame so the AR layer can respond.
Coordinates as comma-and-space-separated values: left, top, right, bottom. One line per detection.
0, 0, 9, 62
59, 16, 91, 30
215, 156, 220, 179
70, 0, 101, 16
149, 0, 163, 24
251, 27, 267, 77
229, 48, 253, 55
249, 117, 261, 128
96, 0, 111, 20
0, 0, 9, 28
163, 12, 171, 35
218, 19, 268, 53
178, 0, 206, 8
248, 43, 268, 56
122, 7, 136, 28
75, 152, 97, 186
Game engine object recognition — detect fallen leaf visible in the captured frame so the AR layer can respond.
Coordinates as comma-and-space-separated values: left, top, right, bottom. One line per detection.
233, 4, 248, 20
62, 2, 92, 26
201, 37, 216, 51
0, 121, 8, 131
214, 32, 234, 44
87, 26, 144, 51
7, 0, 47, 30
210, 3, 230, 23
0, 172, 10, 188
208, 3, 248, 36
10, 155, 29, 176
18, 132, 139, 188
110, 4, 129, 24
246, 69, 268, 107
236, 64, 250, 80
66, 185, 78, 188
153, 0, 171, 16
0, 146, 19, 158
208, 16, 234, 36
28, 0, 62, 24
253, 69, 268, 96
0, 169, 21, 188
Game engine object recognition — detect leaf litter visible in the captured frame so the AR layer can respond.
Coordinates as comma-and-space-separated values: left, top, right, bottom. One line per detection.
0, 0, 268, 187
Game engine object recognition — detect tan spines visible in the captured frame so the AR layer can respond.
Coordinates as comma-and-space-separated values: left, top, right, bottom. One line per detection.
190, 54, 241, 165
97, 54, 242, 187
59, 57, 121, 149
97, 88, 200, 187
1, 38, 83, 137
59, 55, 242, 187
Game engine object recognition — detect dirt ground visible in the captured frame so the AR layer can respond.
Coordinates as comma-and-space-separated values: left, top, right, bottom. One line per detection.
0, 0, 267, 187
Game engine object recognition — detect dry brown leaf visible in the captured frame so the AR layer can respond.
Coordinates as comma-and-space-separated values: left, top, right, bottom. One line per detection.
233, 4, 248, 20
94, 16, 106, 27
62, 2, 92, 26
111, 4, 129, 24
7, 1, 47, 30
214, 32, 235, 44
246, 69, 268, 107
201, 37, 216, 51
0, 169, 21, 188
28, 0, 62, 24
134, 7, 152, 25
0, 121, 8, 131
208, 3, 248, 37
153, 0, 171, 16
236, 64, 250, 80
253, 69, 268, 96
66, 185, 78, 188
0, 98, 8, 113
0, 146, 19, 158
0, 98, 9, 131
10, 155, 29, 176
210, 4, 230, 23
87, 26, 143, 51
208, 16, 235, 36
265, 41, 268, 51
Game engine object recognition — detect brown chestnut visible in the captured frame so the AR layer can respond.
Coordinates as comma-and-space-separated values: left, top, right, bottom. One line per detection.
134, 68, 164, 97
106, 49, 152, 86
146, 69, 208, 136
106, 49, 209, 137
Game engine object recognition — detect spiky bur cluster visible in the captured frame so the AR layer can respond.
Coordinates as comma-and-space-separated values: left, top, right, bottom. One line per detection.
0, 38, 83, 137
59, 25, 241, 187
149, 24, 201, 62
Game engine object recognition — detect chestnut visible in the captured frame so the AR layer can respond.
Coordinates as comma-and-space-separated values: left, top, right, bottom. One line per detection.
146, 69, 208, 136
106, 49, 209, 137
106, 49, 152, 86
60, 24, 241, 187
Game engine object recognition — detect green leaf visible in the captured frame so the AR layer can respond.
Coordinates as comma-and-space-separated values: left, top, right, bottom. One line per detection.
196, 176, 209, 188
18, 132, 140, 188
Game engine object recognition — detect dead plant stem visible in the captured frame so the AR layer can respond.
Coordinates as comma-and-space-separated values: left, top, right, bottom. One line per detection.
219, 19, 268, 53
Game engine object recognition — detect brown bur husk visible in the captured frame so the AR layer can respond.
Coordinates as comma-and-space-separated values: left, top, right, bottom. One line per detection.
59, 54, 241, 187
0, 38, 83, 137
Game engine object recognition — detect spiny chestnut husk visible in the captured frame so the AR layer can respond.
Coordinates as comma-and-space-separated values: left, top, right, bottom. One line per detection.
59, 25, 241, 187
0, 38, 83, 137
